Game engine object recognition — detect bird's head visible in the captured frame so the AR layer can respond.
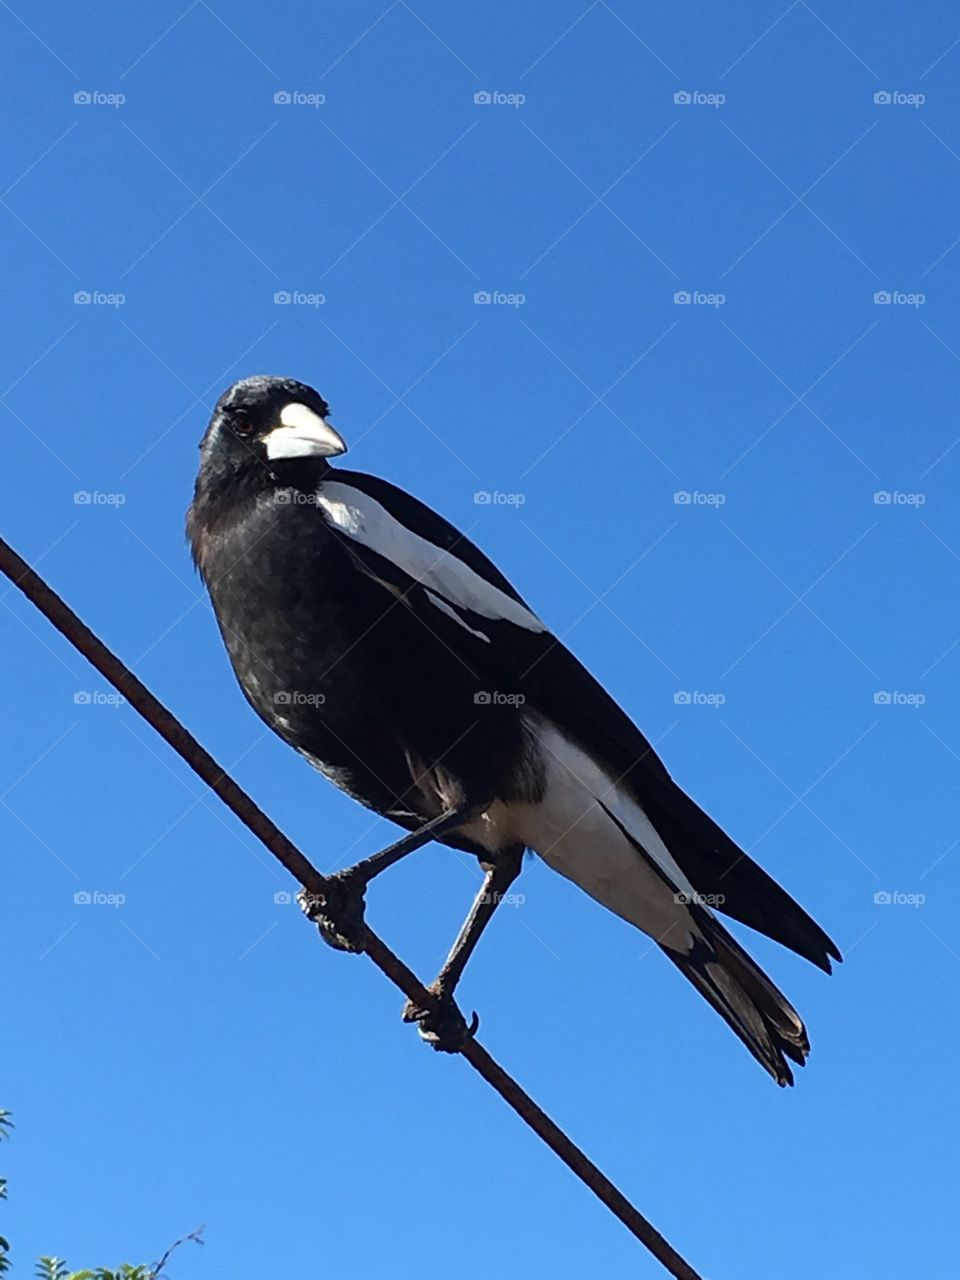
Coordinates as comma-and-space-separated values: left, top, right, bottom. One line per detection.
198, 375, 347, 483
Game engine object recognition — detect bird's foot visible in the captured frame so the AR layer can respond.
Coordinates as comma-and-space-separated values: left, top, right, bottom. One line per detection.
298, 869, 368, 953
402, 981, 479, 1053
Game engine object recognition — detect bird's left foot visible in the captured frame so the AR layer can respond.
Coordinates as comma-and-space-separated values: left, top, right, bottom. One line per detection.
402, 981, 479, 1053
298, 870, 368, 953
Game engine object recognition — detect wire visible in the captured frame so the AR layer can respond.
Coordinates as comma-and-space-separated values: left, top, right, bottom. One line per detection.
0, 534, 705, 1280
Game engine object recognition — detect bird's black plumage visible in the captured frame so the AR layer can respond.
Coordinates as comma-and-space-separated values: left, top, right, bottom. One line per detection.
188, 374, 840, 1085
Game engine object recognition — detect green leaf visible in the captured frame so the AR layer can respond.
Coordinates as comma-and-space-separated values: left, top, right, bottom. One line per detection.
36, 1259, 70, 1280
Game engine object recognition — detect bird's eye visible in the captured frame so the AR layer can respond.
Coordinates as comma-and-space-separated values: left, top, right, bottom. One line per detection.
233, 413, 255, 438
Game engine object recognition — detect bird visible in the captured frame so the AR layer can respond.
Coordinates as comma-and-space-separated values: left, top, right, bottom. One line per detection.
187, 373, 840, 1086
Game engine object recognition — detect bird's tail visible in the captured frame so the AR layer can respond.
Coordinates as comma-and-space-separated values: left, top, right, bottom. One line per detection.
525, 722, 819, 1084
660, 904, 810, 1086
602, 799, 811, 1086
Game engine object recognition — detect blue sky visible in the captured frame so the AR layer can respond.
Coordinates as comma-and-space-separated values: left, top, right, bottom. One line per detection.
3, 3, 959, 1277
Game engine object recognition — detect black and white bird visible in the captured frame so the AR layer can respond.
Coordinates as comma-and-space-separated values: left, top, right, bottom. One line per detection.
187, 374, 840, 1086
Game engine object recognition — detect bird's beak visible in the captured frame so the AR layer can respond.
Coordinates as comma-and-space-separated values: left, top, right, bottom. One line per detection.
264, 402, 347, 460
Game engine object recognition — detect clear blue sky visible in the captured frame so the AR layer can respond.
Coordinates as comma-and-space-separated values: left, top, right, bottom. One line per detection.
3, 3, 959, 1277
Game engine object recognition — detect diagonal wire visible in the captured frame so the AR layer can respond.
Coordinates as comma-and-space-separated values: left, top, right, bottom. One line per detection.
0, 532, 703, 1280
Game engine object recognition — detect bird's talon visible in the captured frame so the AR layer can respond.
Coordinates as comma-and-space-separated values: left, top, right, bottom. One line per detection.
298, 872, 368, 953
402, 985, 478, 1052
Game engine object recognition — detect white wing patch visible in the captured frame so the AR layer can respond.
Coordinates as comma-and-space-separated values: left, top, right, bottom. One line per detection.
455, 719, 702, 951
425, 591, 492, 642
533, 722, 698, 896
316, 481, 546, 633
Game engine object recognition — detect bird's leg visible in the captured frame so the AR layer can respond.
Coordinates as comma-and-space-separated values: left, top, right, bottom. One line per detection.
402, 844, 524, 1052
299, 807, 476, 954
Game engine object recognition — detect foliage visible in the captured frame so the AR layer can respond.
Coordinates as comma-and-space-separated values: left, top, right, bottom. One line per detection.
36, 1264, 155, 1280
2, 1112, 201, 1279
0, 1110, 11, 1275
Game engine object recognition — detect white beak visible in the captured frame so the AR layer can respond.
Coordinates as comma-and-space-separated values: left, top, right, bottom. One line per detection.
265, 402, 347, 460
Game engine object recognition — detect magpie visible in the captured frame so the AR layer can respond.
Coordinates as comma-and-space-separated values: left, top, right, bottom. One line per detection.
187, 374, 840, 1085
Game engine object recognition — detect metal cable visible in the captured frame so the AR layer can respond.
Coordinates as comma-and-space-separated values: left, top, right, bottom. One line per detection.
0, 534, 704, 1280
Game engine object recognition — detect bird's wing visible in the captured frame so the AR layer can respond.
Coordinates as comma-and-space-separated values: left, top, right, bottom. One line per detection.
313, 469, 840, 972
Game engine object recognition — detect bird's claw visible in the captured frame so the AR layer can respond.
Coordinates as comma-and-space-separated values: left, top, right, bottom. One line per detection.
402, 981, 479, 1052
298, 871, 368, 953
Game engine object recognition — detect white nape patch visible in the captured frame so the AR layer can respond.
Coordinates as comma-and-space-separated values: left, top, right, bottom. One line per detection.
265, 403, 346, 460
316, 481, 546, 633
425, 590, 491, 642
458, 720, 701, 949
